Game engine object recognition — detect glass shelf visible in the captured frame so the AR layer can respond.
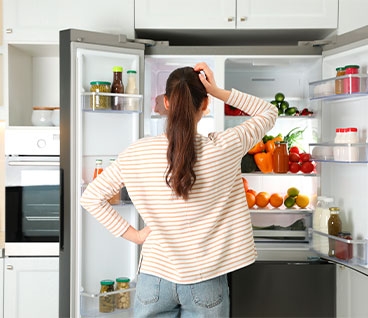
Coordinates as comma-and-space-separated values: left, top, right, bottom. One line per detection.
310, 142, 368, 163
310, 229, 368, 268
81, 92, 143, 113
242, 171, 317, 176
309, 74, 368, 100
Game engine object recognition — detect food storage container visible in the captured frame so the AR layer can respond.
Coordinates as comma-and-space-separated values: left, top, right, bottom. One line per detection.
90, 81, 111, 109
99, 279, 115, 313
31, 106, 54, 126
51, 107, 60, 126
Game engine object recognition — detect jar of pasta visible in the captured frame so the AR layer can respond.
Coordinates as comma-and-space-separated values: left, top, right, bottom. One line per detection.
99, 279, 115, 313
90, 81, 111, 109
115, 277, 130, 309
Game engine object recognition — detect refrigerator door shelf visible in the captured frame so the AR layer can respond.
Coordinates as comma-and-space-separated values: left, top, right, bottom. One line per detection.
310, 143, 368, 163
82, 93, 143, 113
310, 229, 368, 269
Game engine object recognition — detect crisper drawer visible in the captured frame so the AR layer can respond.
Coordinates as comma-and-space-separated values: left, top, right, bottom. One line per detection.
251, 209, 312, 243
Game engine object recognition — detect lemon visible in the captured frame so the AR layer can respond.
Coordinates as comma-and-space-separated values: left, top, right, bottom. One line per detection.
287, 187, 300, 197
296, 194, 310, 208
284, 196, 296, 208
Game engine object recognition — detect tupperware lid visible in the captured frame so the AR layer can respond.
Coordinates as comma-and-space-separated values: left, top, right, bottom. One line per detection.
116, 277, 130, 283
100, 279, 114, 285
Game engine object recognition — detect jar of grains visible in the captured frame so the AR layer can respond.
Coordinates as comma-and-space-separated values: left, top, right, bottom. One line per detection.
115, 277, 130, 309
99, 279, 115, 313
90, 81, 111, 109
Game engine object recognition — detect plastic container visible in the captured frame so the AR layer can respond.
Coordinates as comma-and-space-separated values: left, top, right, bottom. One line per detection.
343, 65, 360, 93
99, 280, 115, 313
111, 66, 124, 110
335, 66, 345, 94
90, 81, 111, 109
31, 106, 53, 126
272, 141, 289, 173
346, 127, 359, 161
115, 277, 131, 309
51, 107, 60, 126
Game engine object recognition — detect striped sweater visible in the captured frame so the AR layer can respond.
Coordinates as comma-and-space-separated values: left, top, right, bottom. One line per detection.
80, 89, 277, 284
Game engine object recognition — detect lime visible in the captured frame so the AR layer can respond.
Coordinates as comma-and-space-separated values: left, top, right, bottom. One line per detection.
275, 92, 285, 102
280, 101, 289, 110
296, 194, 310, 208
270, 100, 279, 107
285, 107, 298, 116
284, 196, 296, 208
278, 108, 284, 116
287, 187, 300, 197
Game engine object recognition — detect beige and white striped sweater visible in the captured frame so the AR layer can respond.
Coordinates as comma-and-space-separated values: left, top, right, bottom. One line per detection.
80, 89, 277, 284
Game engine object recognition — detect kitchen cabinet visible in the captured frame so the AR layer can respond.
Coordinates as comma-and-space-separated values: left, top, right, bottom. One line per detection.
4, 257, 59, 318
338, 0, 368, 35
135, 0, 337, 30
3, 0, 135, 43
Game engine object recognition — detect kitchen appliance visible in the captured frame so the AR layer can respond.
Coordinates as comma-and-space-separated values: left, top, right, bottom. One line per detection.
59, 28, 368, 318
5, 127, 60, 256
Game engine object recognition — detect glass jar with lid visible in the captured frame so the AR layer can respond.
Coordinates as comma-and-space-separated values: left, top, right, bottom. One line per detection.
272, 141, 289, 173
90, 81, 111, 110
328, 207, 342, 257
115, 277, 131, 309
335, 66, 345, 94
99, 279, 115, 313
343, 65, 360, 93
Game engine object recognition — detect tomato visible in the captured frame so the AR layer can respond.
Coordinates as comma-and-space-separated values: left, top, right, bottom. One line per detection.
224, 104, 249, 116
289, 153, 300, 162
289, 162, 301, 173
301, 161, 314, 174
289, 146, 300, 154
299, 153, 311, 162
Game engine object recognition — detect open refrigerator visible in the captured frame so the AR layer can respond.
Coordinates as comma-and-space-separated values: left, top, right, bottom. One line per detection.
60, 28, 368, 317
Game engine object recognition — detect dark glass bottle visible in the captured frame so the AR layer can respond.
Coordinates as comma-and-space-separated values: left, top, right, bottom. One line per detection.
111, 66, 124, 110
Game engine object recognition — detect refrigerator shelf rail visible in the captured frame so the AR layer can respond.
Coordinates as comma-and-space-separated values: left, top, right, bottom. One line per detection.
81, 92, 143, 113
310, 229, 368, 268
310, 142, 368, 163
309, 74, 368, 100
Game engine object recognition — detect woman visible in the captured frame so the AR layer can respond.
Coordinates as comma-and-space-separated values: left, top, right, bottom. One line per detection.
80, 62, 277, 317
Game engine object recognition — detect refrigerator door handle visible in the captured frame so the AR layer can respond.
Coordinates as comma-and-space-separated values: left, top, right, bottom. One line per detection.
60, 167, 64, 251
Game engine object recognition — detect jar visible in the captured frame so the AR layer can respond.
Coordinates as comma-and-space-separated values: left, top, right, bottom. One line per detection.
90, 81, 111, 110
272, 141, 289, 173
111, 66, 124, 110
343, 65, 360, 93
328, 207, 342, 257
335, 232, 353, 260
335, 67, 345, 94
115, 277, 130, 309
99, 279, 115, 313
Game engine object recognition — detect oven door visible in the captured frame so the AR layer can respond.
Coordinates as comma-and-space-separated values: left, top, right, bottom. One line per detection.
5, 156, 60, 256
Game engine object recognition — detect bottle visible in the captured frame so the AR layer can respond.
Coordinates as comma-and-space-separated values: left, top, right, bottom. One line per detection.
93, 159, 103, 180
125, 70, 138, 111
346, 127, 359, 161
319, 197, 334, 254
272, 141, 289, 173
328, 207, 342, 257
335, 66, 345, 94
111, 66, 124, 110
344, 65, 360, 93
99, 279, 115, 313
115, 277, 131, 309
108, 159, 121, 205
333, 128, 343, 161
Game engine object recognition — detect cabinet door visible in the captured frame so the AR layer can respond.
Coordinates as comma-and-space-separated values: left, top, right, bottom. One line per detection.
135, 0, 236, 29
236, 0, 338, 29
4, 0, 135, 42
4, 257, 59, 318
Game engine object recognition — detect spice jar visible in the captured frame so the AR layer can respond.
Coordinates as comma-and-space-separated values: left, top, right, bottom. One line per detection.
343, 65, 360, 94
99, 279, 115, 313
272, 141, 289, 173
90, 81, 111, 109
328, 207, 342, 257
115, 277, 130, 309
335, 232, 353, 260
335, 67, 345, 94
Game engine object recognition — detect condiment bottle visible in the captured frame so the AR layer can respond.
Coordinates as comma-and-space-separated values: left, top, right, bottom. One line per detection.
111, 66, 124, 110
346, 127, 359, 161
108, 159, 121, 205
99, 279, 115, 313
335, 66, 345, 94
93, 159, 103, 180
115, 277, 130, 309
344, 65, 360, 93
333, 128, 344, 161
272, 141, 289, 173
125, 70, 138, 111
328, 207, 342, 257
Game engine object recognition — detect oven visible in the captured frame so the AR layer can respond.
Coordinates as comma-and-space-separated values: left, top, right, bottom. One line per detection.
5, 128, 60, 256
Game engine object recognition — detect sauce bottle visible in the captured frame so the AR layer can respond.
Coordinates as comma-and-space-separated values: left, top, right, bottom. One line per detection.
272, 141, 289, 173
125, 70, 138, 111
111, 66, 124, 110
93, 159, 103, 180
328, 207, 342, 257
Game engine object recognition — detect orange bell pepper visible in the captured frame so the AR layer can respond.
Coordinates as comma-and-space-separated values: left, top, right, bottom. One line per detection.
265, 135, 283, 154
254, 151, 273, 173
248, 140, 265, 155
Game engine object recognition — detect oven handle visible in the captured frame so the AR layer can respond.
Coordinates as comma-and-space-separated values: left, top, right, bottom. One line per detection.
25, 216, 60, 221
8, 161, 59, 166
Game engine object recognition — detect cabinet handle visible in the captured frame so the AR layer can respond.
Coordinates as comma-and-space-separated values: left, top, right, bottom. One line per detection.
227, 16, 235, 22
5, 28, 13, 34
240, 16, 247, 22
6, 265, 14, 270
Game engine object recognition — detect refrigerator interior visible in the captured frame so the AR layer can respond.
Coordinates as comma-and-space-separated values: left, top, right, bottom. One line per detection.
144, 56, 223, 137
75, 46, 142, 314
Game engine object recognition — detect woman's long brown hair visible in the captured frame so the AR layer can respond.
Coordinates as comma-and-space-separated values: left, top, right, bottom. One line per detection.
165, 67, 208, 200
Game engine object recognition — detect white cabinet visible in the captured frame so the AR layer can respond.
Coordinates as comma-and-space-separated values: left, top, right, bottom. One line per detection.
135, 0, 337, 30
3, 0, 135, 42
4, 257, 59, 318
338, 0, 368, 35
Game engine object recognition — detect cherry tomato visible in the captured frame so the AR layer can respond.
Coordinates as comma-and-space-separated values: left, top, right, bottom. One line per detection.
289, 153, 300, 162
299, 153, 312, 162
289, 162, 301, 173
289, 146, 300, 154
301, 161, 314, 174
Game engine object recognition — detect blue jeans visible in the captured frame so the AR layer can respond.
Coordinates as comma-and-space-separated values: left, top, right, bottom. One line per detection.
134, 273, 230, 318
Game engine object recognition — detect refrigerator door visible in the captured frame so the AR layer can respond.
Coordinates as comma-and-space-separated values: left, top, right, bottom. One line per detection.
59, 29, 145, 318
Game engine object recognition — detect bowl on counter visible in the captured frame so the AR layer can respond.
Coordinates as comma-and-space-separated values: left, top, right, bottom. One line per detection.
31, 106, 56, 126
